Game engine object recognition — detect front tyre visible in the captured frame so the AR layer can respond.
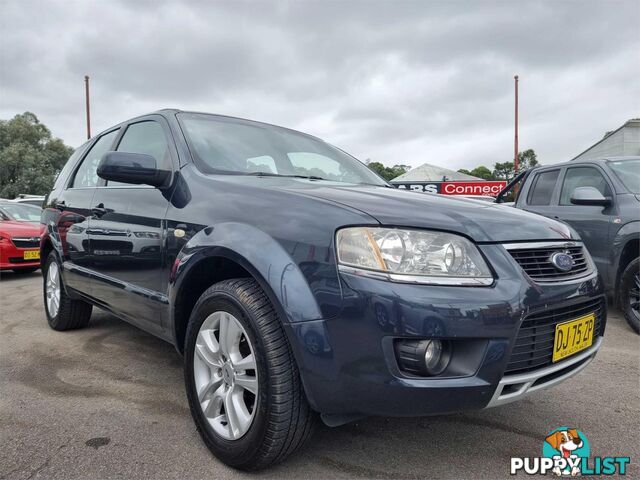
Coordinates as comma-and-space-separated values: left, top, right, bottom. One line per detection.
43, 251, 92, 331
620, 257, 640, 334
184, 279, 315, 470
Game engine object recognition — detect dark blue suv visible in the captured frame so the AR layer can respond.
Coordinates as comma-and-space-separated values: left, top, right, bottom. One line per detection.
41, 110, 606, 470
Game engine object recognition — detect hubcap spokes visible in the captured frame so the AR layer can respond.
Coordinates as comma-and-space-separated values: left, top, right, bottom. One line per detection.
193, 311, 258, 440
46, 262, 61, 317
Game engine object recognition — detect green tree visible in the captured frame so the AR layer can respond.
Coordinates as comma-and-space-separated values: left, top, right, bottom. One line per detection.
493, 161, 515, 180
492, 149, 540, 181
459, 166, 495, 180
366, 161, 410, 181
470, 166, 494, 180
0, 112, 74, 198
517, 148, 539, 170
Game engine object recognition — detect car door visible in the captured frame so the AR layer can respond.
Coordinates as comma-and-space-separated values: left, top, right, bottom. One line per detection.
87, 116, 175, 334
554, 165, 615, 282
55, 129, 120, 295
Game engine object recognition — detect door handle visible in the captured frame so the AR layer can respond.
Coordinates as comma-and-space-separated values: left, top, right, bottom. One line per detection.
91, 203, 108, 217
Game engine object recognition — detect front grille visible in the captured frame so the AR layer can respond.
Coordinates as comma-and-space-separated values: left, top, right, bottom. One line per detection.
505, 297, 605, 375
11, 237, 40, 248
506, 243, 592, 282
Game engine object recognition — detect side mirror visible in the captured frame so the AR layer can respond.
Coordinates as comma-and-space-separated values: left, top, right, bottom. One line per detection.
570, 186, 611, 206
97, 152, 170, 188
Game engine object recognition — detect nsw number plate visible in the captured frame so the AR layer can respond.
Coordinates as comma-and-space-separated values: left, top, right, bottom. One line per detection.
23, 250, 40, 260
552, 313, 595, 362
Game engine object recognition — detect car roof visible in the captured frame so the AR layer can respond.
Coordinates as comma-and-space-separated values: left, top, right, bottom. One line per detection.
89, 108, 325, 145
532, 156, 640, 171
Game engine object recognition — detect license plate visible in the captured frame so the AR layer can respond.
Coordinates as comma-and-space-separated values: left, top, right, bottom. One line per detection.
552, 313, 595, 362
23, 250, 40, 260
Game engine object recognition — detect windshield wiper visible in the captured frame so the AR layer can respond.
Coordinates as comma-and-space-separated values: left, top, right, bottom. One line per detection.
244, 172, 390, 186
244, 172, 326, 181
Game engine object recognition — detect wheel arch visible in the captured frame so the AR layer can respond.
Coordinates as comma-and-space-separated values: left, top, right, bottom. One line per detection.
168, 223, 323, 353
616, 234, 640, 303
40, 237, 54, 271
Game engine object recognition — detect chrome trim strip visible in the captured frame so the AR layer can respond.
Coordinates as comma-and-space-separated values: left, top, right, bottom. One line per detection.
485, 337, 603, 409
337, 265, 494, 286
527, 270, 598, 285
502, 241, 580, 250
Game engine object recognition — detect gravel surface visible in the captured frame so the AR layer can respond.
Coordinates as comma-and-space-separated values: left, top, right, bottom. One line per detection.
1, 270, 638, 479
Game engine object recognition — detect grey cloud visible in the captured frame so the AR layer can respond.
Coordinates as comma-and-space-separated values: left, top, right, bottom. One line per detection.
1, 0, 638, 170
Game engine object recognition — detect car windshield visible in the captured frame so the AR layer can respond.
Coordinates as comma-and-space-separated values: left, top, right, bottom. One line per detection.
177, 113, 387, 186
608, 159, 640, 194
0, 203, 42, 222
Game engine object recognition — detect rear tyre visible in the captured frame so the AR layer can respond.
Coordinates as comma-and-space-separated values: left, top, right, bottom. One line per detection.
12, 267, 39, 274
184, 278, 316, 471
619, 257, 640, 334
43, 251, 92, 331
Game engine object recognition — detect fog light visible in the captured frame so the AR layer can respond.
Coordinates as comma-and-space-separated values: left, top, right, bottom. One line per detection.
395, 339, 451, 377
425, 340, 442, 370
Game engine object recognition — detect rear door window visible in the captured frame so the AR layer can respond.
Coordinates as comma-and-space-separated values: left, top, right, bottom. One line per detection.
527, 169, 560, 205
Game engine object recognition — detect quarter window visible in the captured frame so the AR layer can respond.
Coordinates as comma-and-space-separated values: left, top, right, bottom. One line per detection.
70, 130, 119, 188
117, 121, 170, 167
528, 170, 560, 206
108, 121, 171, 186
560, 167, 611, 205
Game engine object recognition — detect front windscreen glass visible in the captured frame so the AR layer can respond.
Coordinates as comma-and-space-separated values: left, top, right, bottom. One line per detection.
177, 113, 387, 186
608, 159, 640, 194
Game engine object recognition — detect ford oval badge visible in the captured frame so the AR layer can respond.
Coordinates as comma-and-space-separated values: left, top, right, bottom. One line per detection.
550, 252, 574, 272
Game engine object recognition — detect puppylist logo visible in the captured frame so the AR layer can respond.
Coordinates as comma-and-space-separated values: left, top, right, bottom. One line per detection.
510, 427, 631, 476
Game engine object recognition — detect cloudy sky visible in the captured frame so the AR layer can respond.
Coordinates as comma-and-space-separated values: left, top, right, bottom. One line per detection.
1, 0, 638, 170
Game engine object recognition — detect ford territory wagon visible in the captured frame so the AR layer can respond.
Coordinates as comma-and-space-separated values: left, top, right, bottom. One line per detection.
41, 110, 606, 469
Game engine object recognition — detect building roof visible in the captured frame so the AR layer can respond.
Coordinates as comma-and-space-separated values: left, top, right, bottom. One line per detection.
571, 118, 640, 161
390, 163, 483, 183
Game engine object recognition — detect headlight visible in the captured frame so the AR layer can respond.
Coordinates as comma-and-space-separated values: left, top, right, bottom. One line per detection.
336, 227, 493, 285
134, 231, 160, 238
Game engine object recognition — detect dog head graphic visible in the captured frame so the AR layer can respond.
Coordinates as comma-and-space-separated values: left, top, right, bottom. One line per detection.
545, 429, 584, 458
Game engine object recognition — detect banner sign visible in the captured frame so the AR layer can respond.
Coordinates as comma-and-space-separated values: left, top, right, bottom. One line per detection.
395, 181, 507, 197
440, 181, 507, 196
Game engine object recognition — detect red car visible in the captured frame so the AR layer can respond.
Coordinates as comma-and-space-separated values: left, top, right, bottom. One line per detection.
0, 202, 44, 273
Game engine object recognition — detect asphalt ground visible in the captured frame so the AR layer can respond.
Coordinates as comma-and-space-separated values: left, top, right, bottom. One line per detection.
1, 270, 639, 479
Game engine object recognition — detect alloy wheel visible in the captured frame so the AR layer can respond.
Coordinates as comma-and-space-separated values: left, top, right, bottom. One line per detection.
193, 311, 258, 440
45, 261, 61, 318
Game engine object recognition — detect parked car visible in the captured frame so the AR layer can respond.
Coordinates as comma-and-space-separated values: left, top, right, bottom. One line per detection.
11, 194, 46, 207
0, 201, 43, 273
41, 110, 607, 470
497, 157, 639, 333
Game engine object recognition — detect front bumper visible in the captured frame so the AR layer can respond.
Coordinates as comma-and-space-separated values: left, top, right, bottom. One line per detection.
0, 243, 41, 270
285, 244, 606, 417
486, 337, 602, 408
